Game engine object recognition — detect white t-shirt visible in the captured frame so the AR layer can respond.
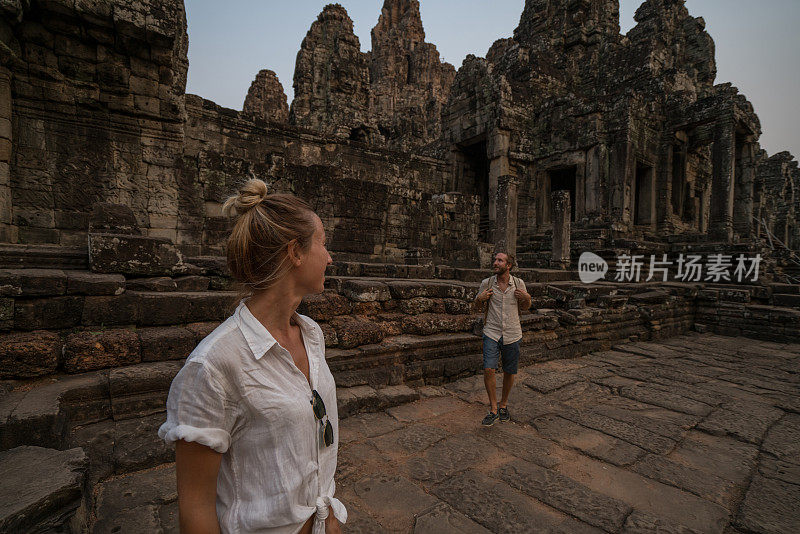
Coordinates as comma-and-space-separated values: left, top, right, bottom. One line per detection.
159, 300, 347, 533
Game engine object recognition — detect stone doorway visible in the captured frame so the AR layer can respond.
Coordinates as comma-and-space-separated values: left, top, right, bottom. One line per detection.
548, 167, 577, 223
671, 141, 688, 221
455, 139, 490, 240
634, 163, 654, 226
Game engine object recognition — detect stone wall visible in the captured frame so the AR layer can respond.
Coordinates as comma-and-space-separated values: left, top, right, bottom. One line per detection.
0, 0, 470, 266
755, 151, 799, 248
2, 0, 188, 246
181, 96, 461, 263
696, 286, 800, 342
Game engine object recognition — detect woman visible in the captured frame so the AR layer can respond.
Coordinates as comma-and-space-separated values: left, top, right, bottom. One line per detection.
159, 179, 345, 533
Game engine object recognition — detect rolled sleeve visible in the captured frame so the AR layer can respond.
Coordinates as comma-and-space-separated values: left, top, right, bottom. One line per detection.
158, 361, 236, 453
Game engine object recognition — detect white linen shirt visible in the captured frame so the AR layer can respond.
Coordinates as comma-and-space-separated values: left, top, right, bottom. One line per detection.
478, 275, 527, 344
158, 300, 347, 534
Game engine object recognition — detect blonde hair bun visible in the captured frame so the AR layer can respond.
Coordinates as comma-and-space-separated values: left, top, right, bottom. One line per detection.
222, 178, 269, 217
222, 180, 316, 292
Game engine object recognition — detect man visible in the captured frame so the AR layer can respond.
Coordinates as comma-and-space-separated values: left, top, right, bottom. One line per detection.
474, 251, 531, 426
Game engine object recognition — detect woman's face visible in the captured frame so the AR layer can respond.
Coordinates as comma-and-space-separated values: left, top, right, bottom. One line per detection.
296, 214, 332, 295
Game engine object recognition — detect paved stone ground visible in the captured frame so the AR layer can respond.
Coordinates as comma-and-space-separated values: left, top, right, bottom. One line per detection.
92, 332, 800, 533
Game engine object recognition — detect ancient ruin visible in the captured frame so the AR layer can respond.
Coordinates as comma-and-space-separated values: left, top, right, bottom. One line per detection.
1, 0, 799, 532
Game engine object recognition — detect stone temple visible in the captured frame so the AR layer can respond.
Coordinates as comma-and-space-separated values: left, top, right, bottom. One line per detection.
1, 1, 799, 532
1, 0, 798, 270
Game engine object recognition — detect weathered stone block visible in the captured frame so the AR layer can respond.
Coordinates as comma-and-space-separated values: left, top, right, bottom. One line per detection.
89, 233, 185, 276
14, 296, 84, 330
629, 291, 671, 305
376, 385, 419, 406
0, 446, 87, 534
386, 281, 427, 299
186, 321, 220, 344
398, 297, 435, 315
66, 272, 125, 296
718, 288, 750, 303
82, 294, 139, 326
319, 322, 338, 347
0, 297, 12, 330
0, 331, 61, 378
352, 301, 382, 316
209, 275, 235, 290
337, 385, 381, 419
131, 292, 188, 326
298, 291, 352, 321
185, 292, 238, 323
401, 314, 474, 335
341, 279, 390, 302
774, 293, 800, 308
697, 289, 720, 302
109, 361, 182, 419
88, 203, 140, 235
444, 298, 470, 315
597, 295, 628, 308
0, 269, 67, 297
376, 313, 404, 337
111, 414, 175, 473
138, 326, 195, 362
329, 316, 384, 349
769, 283, 799, 295
63, 329, 141, 373
126, 277, 177, 292
187, 256, 229, 277
387, 280, 466, 299
174, 275, 210, 291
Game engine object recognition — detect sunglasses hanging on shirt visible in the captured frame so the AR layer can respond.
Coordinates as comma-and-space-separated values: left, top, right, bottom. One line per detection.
311, 389, 334, 447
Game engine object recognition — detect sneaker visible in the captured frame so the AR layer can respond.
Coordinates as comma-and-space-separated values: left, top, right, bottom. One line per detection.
498, 407, 510, 422
481, 411, 499, 426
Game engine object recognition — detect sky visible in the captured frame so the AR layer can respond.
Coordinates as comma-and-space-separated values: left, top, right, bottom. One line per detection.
185, 0, 800, 159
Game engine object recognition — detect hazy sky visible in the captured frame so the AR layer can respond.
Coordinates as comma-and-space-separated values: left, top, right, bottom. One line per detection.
185, 0, 799, 158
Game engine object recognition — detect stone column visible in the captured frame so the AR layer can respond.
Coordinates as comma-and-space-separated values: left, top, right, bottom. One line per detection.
733, 139, 756, 239
0, 66, 13, 243
488, 130, 510, 221
709, 120, 736, 242
494, 175, 519, 256
609, 139, 634, 231
551, 190, 571, 269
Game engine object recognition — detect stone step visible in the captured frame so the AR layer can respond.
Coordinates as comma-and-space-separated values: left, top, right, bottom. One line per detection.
90, 463, 177, 534
9, 289, 238, 331
0, 370, 423, 484
0, 244, 88, 270
0, 446, 88, 533
0, 292, 698, 453
773, 293, 800, 308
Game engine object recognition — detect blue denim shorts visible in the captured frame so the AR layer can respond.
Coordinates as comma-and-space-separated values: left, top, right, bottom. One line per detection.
482, 335, 520, 374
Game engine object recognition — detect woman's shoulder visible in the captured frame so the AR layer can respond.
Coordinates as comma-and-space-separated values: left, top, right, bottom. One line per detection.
185, 316, 247, 371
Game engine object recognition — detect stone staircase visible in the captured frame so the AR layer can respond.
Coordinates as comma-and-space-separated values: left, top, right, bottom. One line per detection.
517, 227, 667, 270
3, 240, 800, 532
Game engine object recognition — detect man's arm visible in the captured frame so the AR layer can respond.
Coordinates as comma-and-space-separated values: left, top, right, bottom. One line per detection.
472, 280, 492, 313
514, 279, 532, 312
